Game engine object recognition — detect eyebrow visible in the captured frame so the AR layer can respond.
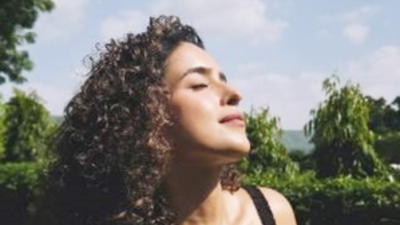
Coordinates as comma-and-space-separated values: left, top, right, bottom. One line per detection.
180, 66, 227, 82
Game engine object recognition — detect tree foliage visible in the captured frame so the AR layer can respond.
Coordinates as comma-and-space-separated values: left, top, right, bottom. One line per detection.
244, 174, 400, 225
0, 0, 54, 84
0, 162, 42, 225
288, 150, 315, 172
366, 95, 400, 164
0, 97, 6, 157
1, 89, 56, 162
366, 95, 400, 134
375, 132, 400, 164
239, 107, 298, 177
305, 75, 388, 179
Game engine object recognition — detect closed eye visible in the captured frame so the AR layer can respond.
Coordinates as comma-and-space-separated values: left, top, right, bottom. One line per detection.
191, 83, 209, 90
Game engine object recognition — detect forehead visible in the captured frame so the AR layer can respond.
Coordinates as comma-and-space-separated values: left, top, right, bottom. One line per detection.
164, 42, 221, 83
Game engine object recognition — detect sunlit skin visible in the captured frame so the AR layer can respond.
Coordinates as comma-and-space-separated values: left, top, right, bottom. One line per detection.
165, 42, 250, 166
163, 42, 297, 225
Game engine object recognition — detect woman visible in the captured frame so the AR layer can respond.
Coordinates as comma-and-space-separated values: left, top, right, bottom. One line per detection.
40, 15, 297, 225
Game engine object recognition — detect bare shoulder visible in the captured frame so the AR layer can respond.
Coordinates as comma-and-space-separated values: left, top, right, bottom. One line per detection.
259, 187, 297, 225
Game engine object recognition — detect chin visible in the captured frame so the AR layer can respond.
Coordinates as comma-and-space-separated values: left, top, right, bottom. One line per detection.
215, 140, 251, 164
230, 136, 251, 153
173, 133, 251, 165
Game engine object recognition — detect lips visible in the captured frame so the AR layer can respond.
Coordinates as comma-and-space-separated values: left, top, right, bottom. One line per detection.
219, 113, 245, 126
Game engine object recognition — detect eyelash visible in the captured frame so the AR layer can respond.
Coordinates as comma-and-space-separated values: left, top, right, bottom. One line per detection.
191, 83, 209, 90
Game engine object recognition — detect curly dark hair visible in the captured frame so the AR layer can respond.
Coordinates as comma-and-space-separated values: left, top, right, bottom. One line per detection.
38, 15, 241, 225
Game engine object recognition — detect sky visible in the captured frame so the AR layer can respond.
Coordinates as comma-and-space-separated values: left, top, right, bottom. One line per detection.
2, 0, 400, 130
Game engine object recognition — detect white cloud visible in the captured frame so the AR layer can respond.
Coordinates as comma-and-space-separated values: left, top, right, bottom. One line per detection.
342, 5, 380, 23
340, 5, 379, 44
99, 0, 288, 44
232, 71, 326, 130
344, 45, 400, 101
154, 0, 288, 44
100, 10, 148, 40
232, 45, 400, 129
35, 0, 89, 42
342, 23, 369, 44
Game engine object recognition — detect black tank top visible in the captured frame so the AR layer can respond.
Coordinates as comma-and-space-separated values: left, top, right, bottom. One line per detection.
243, 186, 276, 225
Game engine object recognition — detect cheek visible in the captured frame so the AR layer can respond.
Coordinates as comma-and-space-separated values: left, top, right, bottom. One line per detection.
170, 92, 220, 145
169, 91, 250, 163
172, 92, 216, 127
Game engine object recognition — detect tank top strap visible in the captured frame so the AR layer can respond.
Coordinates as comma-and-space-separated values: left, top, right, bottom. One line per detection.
243, 186, 276, 225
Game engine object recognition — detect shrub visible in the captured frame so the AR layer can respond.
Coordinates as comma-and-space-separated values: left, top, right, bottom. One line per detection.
240, 107, 298, 177
243, 173, 400, 225
0, 162, 42, 225
306, 76, 389, 179
1, 89, 56, 162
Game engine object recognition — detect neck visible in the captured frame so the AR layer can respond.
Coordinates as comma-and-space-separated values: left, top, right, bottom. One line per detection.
164, 162, 229, 225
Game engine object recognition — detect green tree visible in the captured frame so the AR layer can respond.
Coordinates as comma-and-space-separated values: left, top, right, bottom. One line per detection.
0, 97, 6, 157
239, 107, 298, 177
366, 96, 390, 134
388, 96, 400, 131
288, 150, 315, 172
1, 89, 56, 162
305, 75, 388, 179
0, 0, 54, 84
366, 95, 400, 134
365, 96, 400, 164
375, 132, 400, 164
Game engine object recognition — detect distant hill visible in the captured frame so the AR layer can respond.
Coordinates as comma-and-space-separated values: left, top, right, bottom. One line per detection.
281, 130, 314, 154
50, 115, 63, 125
50, 116, 313, 153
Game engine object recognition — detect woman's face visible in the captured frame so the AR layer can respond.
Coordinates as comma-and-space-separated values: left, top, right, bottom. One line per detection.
163, 42, 250, 166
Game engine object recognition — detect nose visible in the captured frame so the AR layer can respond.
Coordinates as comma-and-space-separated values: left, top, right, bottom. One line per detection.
221, 83, 242, 106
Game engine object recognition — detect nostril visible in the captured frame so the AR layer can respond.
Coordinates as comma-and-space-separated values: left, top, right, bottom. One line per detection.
227, 94, 241, 106
221, 83, 242, 106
